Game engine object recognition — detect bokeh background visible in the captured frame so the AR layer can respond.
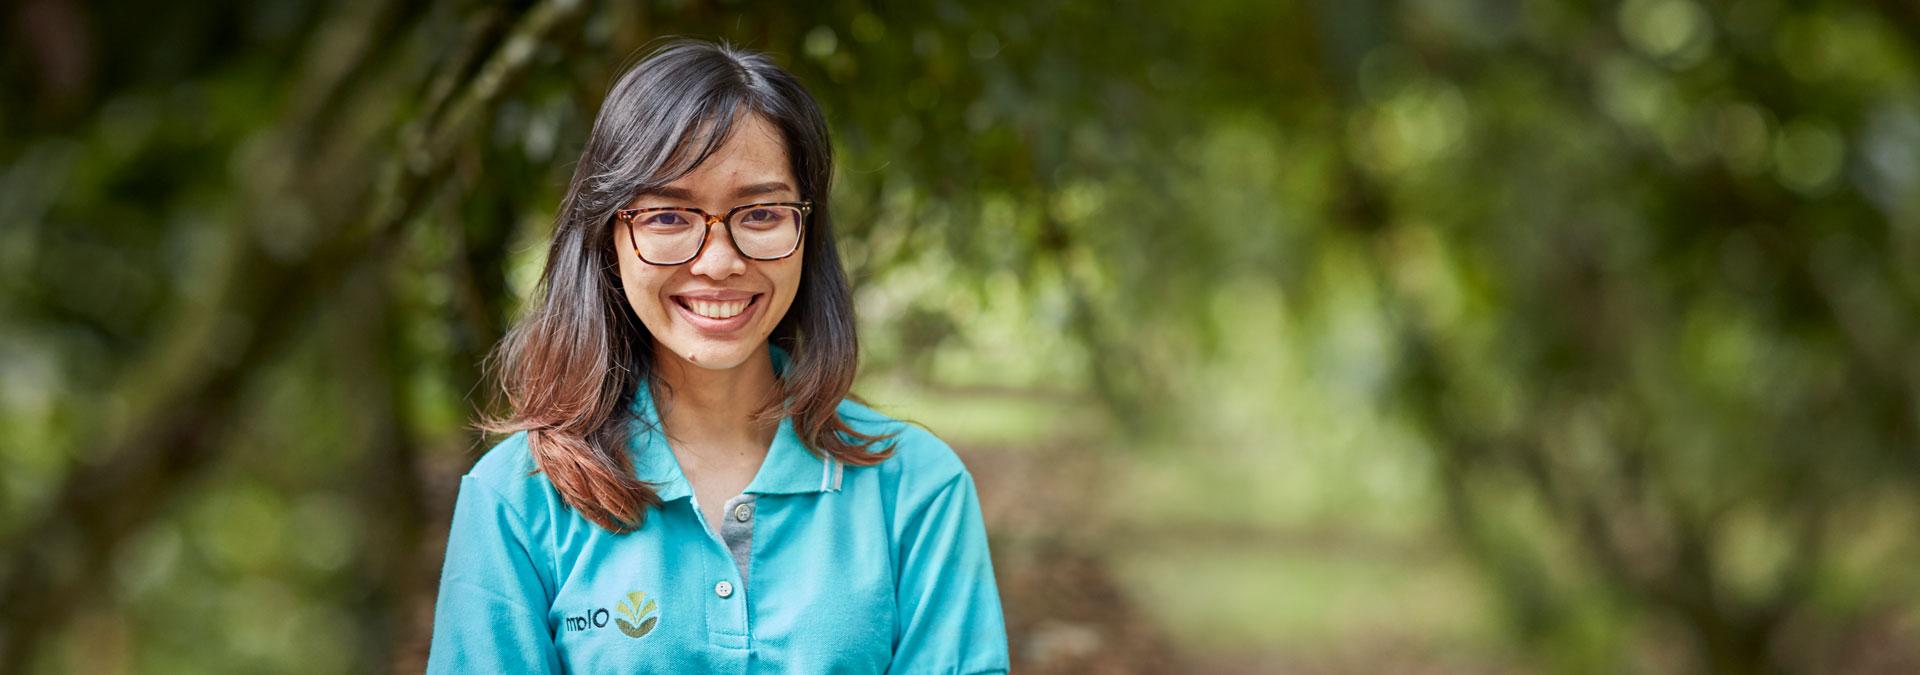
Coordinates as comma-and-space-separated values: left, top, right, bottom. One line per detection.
4, 0, 1920, 672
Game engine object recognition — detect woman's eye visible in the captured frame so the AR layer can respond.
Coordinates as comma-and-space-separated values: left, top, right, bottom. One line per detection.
645, 213, 688, 226
743, 209, 774, 223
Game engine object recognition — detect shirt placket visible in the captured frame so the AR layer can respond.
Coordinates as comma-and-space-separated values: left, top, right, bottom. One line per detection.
688, 493, 753, 666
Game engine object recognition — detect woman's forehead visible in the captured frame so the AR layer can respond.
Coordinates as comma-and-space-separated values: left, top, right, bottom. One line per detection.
644, 114, 795, 201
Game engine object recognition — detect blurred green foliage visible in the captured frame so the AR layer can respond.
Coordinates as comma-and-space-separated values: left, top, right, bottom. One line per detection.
3, 0, 1919, 673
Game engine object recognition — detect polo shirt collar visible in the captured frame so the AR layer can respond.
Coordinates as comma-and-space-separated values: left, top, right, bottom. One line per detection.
625, 343, 845, 503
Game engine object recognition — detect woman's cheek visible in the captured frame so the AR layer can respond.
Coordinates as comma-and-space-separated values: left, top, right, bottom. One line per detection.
622, 269, 673, 333
767, 263, 803, 327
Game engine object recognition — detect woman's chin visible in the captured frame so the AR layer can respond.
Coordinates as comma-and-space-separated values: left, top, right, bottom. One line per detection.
662, 338, 762, 371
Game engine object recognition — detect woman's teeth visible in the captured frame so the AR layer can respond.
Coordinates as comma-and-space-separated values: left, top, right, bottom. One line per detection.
687, 299, 748, 319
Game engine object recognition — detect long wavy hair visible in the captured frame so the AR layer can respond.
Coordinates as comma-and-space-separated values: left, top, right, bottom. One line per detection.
480, 39, 892, 533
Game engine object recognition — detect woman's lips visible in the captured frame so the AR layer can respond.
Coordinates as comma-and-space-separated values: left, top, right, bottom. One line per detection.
670, 292, 763, 334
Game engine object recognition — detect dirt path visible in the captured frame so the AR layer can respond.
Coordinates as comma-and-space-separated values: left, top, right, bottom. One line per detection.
965, 440, 1187, 673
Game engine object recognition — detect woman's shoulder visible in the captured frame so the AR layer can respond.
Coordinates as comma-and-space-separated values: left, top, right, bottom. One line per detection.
836, 398, 971, 488
459, 430, 562, 513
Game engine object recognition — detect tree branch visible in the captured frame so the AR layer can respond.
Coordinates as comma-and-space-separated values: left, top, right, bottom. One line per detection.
0, 0, 589, 668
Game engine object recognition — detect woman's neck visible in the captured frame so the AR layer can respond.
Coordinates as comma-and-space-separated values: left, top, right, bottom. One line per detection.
651, 343, 779, 451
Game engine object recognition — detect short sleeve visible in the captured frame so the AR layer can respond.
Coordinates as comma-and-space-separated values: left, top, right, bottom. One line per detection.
887, 471, 1011, 675
426, 474, 562, 674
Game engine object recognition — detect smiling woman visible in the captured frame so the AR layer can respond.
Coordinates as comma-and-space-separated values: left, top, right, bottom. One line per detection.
425, 40, 1010, 674
612, 113, 806, 374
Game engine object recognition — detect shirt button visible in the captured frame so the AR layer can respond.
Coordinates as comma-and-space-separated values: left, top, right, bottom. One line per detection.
714, 581, 734, 599
733, 503, 754, 522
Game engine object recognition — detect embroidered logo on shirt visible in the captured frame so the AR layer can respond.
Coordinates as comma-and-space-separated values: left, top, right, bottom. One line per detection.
615, 590, 659, 638
561, 589, 657, 639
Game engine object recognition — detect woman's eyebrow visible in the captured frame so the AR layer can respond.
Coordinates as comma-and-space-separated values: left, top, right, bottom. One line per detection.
732, 181, 794, 199
631, 182, 794, 203
633, 185, 696, 201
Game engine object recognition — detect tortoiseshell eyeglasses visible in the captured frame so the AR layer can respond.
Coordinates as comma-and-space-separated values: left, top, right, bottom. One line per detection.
613, 200, 811, 266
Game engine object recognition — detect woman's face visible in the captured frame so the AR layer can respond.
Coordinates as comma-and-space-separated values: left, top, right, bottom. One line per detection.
613, 112, 805, 372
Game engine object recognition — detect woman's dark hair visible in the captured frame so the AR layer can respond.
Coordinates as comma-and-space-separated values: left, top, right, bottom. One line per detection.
481, 39, 892, 533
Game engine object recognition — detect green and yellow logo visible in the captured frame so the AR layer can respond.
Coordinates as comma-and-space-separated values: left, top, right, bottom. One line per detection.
562, 589, 658, 639
616, 590, 659, 638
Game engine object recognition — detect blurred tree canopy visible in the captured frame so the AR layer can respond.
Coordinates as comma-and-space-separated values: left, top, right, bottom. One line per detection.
2, 0, 1918, 673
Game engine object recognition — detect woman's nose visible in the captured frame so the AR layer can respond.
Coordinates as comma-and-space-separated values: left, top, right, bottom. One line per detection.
687, 217, 748, 279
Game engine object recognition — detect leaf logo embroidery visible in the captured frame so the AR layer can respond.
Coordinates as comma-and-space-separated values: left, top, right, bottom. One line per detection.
616, 590, 658, 639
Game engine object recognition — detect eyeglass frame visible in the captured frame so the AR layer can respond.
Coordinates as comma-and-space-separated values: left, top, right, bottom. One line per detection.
612, 200, 812, 266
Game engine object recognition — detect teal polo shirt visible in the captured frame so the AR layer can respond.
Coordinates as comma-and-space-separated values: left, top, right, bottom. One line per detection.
426, 356, 1010, 674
